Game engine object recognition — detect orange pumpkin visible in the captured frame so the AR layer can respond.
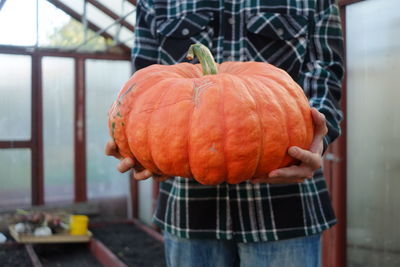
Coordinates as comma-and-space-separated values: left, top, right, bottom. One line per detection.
109, 44, 314, 185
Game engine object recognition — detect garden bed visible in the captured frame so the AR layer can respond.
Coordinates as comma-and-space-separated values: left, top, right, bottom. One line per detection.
0, 243, 33, 267
1, 220, 165, 266
33, 243, 100, 267
90, 222, 166, 267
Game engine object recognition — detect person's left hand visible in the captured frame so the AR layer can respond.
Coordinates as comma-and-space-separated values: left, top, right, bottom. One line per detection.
251, 108, 328, 184
105, 140, 169, 182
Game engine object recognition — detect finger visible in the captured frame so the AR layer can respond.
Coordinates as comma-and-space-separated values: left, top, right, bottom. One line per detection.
117, 158, 135, 173
269, 165, 314, 179
288, 146, 321, 169
153, 175, 170, 182
310, 109, 328, 152
311, 108, 328, 137
133, 169, 153, 180
105, 140, 122, 159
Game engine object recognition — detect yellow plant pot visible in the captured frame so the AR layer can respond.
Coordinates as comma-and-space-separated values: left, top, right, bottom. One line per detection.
69, 215, 89, 235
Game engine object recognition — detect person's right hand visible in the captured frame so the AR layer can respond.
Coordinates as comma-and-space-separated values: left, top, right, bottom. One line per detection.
105, 140, 168, 181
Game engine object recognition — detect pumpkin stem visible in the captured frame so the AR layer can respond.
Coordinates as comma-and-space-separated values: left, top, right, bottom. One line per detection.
186, 44, 218, 75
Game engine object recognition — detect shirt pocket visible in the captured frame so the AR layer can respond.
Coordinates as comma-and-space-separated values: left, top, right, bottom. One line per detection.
156, 12, 214, 64
246, 12, 309, 80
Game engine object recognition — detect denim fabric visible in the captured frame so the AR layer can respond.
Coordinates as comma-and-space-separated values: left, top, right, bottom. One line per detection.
163, 231, 321, 267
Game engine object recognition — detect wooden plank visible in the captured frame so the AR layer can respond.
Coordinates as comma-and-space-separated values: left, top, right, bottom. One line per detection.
31, 53, 44, 206
25, 244, 44, 267
9, 225, 92, 244
0, 141, 32, 149
89, 238, 127, 267
0, 45, 131, 60
74, 58, 87, 202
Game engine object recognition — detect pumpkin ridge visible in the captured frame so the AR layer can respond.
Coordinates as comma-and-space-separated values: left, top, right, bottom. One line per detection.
240, 77, 264, 179
186, 106, 194, 178
283, 81, 311, 148
222, 73, 261, 184
237, 74, 288, 173
188, 78, 213, 178
255, 75, 292, 168
220, 77, 228, 185
260, 75, 309, 151
122, 79, 157, 166
185, 82, 198, 179
146, 79, 175, 174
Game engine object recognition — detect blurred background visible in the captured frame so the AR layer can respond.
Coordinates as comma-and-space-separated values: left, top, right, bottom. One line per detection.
0, 0, 399, 267
0, 0, 157, 227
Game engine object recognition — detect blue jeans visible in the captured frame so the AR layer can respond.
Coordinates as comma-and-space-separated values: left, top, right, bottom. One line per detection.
163, 231, 321, 267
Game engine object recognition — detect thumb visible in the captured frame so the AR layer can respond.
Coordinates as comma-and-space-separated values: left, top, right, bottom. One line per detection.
309, 108, 328, 153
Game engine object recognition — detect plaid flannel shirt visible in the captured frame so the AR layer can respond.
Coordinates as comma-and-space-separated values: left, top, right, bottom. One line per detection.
132, 0, 344, 242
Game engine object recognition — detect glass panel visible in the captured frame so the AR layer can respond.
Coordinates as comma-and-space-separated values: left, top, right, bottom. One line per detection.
0, 0, 37, 46
87, 3, 134, 42
59, 0, 84, 15
85, 59, 131, 199
42, 17, 112, 51
97, 0, 136, 16
138, 179, 154, 225
0, 54, 31, 140
87, 3, 115, 33
123, 5, 136, 26
346, 0, 400, 266
0, 149, 31, 208
42, 57, 75, 203
38, 0, 71, 47
119, 27, 133, 44
38, 0, 112, 51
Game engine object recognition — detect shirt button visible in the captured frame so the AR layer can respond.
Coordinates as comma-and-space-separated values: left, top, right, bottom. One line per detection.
181, 28, 190, 36
276, 28, 284, 36
228, 17, 235, 25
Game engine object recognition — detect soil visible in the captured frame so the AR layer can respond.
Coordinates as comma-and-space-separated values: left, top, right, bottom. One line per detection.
34, 243, 100, 267
0, 244, 33, 267
91, 223, 166, 267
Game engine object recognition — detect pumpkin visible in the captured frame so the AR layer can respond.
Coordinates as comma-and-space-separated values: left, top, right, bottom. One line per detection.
109, 44, 314, 185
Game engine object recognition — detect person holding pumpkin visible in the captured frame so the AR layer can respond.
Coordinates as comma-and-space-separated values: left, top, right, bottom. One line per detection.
105, 0, 344, 266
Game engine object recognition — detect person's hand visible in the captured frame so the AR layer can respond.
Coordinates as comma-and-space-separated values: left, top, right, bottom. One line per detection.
105, 140, 169, 182
251, 108, 328, 184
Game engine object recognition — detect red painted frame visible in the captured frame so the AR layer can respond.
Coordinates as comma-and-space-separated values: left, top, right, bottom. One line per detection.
0, 45, 131, 206
74, 58, 87, 202
322, 1, 365, 266
31, 53, 44, 205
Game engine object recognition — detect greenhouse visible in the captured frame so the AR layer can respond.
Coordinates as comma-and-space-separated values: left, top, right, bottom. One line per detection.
0, 0, 399, 266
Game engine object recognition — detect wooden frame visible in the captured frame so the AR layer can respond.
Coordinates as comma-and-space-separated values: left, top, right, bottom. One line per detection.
9, 225, 92, 243
0, 45, 131, 206
74, 58, 87, 202
322, 1, 366, 266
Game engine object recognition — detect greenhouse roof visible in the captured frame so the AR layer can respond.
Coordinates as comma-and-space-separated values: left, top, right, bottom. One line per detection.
0, 0, 137, 53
